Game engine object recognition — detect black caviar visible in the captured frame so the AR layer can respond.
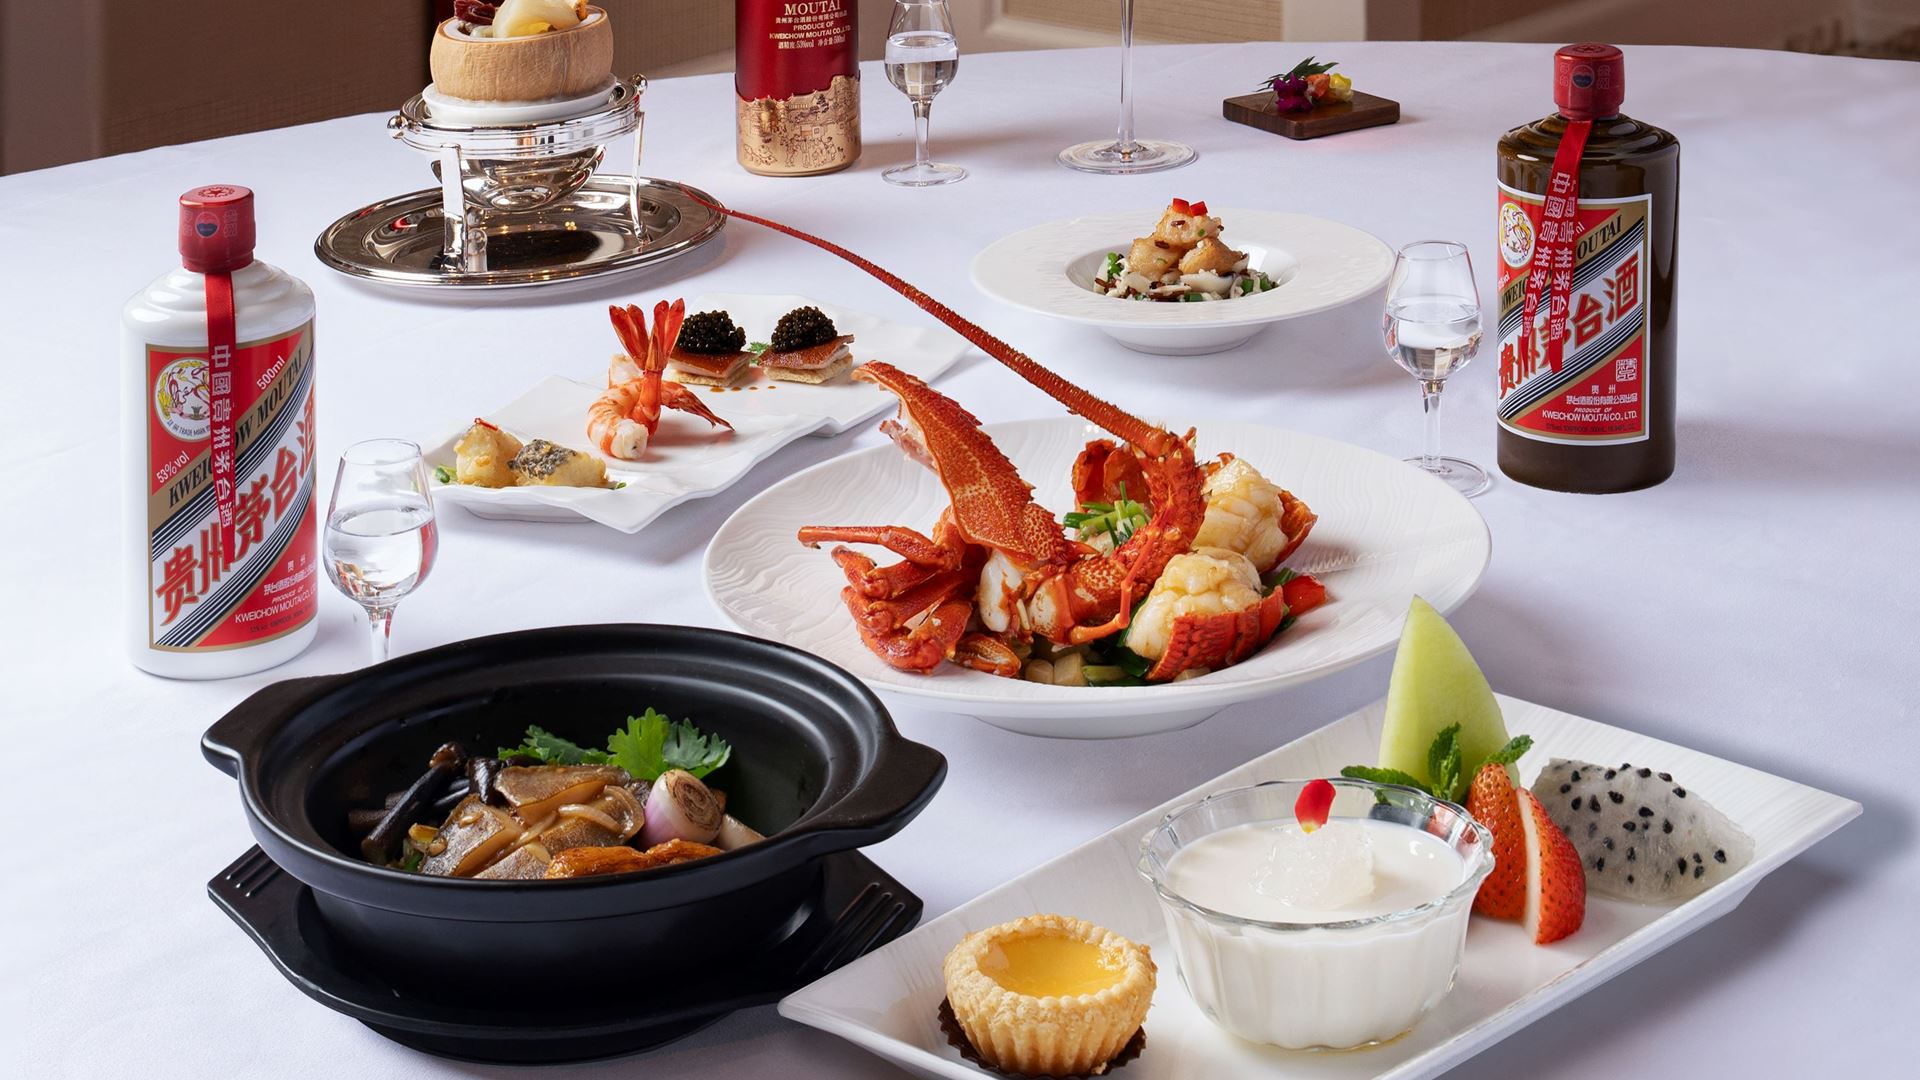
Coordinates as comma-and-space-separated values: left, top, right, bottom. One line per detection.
677, 310, 747, 354
770, 306, 838, 352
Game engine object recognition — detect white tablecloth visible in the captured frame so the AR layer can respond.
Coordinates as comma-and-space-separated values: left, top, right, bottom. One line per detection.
5, 40, 1914, 1079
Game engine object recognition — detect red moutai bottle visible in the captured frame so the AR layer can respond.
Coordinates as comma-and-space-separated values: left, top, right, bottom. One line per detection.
1495, 44, 1679, 492
735, 0, 861, 176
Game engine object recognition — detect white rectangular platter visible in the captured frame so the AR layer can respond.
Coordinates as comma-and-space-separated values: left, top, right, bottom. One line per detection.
779, 694, 1860, 1080
423, 293, 971, 531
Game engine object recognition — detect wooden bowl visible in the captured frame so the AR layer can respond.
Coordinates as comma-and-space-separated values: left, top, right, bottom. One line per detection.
429, 8, 613, 103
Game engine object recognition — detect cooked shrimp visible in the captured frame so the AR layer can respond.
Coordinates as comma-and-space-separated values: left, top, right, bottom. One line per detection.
607, 301, 734, 437
587, 380, 651, 460
1178, 237, 1245, 276
1125, 547, 1264, 662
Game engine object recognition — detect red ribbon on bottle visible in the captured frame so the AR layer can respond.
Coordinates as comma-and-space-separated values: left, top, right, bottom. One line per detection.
1519, 118, 1591, 374
205, 270, 238, 561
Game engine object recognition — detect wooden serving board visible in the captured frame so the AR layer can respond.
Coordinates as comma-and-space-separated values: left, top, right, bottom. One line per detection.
1223, 89, 1400, 140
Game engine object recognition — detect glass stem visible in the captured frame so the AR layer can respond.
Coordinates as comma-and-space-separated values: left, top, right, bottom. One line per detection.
912, 98, 932, 168
1116, 0, 1135, 150
367, 606, 394, 665
1420, 380, 1445, 474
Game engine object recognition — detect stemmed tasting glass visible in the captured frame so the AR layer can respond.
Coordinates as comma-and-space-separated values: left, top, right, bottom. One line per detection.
1382, 241, 1490, 497
883, 0, 966, 186
1057, 0, 1195, 174
323, 439, 438, 664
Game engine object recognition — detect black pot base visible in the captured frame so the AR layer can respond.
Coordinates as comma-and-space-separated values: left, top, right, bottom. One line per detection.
209, 845, 922, 1064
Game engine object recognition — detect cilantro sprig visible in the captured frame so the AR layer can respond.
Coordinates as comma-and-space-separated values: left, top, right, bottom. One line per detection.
498, 709, 732, 781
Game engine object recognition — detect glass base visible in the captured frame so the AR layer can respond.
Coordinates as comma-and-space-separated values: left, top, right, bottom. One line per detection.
883, 161, 967, 187
1407, 456, 1491, 498
1057, 138, 1196, 175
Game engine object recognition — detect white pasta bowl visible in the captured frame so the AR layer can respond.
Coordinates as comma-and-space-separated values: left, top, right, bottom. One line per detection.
970, 210, 1394, 356
703, 416, 1490, 738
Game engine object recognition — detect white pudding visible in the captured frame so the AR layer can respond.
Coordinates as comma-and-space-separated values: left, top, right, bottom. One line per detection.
1142, 788, 1491, 1052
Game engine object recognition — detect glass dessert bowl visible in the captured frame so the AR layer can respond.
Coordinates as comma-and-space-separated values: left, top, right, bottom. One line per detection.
1138, 778, 1492, 1050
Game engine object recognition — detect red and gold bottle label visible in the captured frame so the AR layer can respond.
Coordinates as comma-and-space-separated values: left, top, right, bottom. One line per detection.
144, 321, 318, 650
1496, 181, 1653, 445
735, 0, 860, 176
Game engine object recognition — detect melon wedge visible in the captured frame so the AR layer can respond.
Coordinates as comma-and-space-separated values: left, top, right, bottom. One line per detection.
1378, 597, 1510, 796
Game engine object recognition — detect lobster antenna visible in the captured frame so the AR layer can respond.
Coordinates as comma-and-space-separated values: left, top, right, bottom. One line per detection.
686, 196, 1177, 456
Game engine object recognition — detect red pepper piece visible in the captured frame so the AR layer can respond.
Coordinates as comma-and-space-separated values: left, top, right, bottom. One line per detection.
1169, 198, 1192, 215
1281, 573, 1326, 615
1295, 778, 1336, 833
1188, 200, 1207, 217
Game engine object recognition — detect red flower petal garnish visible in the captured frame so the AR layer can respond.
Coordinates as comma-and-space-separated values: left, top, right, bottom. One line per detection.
1295, 778, 1335, 833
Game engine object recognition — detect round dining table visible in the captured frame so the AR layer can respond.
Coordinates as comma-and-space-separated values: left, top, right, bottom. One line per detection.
5, 39, 1912, 1080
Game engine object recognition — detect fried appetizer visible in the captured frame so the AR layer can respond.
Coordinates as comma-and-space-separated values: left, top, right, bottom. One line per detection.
454, 419, 524, 488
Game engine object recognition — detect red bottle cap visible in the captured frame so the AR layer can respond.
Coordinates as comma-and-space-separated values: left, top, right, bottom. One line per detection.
178, 185, 256, 273
1555, 43, 1625, 120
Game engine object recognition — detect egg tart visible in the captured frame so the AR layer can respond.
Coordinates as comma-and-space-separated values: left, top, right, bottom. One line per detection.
942, 914, 1154, 1077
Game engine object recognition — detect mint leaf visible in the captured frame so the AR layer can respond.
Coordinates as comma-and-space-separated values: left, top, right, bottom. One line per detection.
1427, 724, 1464, 802
1482, 735, 1534, 767
498, 725, 610, 765
1339, 765, 1429, 791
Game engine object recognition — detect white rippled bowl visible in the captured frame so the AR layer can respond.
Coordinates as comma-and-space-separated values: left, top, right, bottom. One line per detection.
703, 416, 1490, 738
969, 210, 1394, 356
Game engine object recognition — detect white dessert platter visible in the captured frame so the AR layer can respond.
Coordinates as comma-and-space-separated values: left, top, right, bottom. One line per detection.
970, 210, 1393, 356
779, 694, 1862, 1080
704, 416, 1491, 737
425, 293, 972, 530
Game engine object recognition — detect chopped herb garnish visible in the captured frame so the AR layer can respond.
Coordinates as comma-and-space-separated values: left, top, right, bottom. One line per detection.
497, 710, 731, 781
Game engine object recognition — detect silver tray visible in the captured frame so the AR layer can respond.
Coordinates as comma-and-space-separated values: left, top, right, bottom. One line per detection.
314, 177, 725, 290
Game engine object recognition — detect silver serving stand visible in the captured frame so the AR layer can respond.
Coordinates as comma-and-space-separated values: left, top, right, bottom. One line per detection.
315, 76, 725, 290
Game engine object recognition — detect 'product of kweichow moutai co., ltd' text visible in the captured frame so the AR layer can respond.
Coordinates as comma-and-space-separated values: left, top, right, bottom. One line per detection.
122, 186, 319, 678
736, 0, 861, 176
1496, 44, 1679, 493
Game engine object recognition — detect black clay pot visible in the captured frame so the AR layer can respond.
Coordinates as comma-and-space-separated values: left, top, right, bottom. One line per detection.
202, 624, 945, 991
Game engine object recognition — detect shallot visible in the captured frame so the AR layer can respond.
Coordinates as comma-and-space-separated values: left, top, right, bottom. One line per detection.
639, 769, 722, 846
715, 814, 766, 850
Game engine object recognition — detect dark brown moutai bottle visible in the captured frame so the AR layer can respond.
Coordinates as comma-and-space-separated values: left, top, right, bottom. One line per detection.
1495, 43, 1679, 493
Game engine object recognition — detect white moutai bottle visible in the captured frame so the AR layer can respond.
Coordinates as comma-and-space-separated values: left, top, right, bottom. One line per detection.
122, 185, 319, 678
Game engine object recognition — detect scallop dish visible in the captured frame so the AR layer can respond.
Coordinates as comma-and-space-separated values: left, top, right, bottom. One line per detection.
1093, 198, 1281, 302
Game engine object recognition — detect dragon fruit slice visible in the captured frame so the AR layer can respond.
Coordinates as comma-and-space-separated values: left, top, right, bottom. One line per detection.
1532, 758, 1753, 904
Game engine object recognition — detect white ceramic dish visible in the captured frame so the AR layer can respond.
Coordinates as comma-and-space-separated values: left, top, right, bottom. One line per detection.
970, 210, 1393, 356
423, 293, 970, 530
779, 694, 1862, 1080
704, 416, 1489, 737
420, 76, 619, 126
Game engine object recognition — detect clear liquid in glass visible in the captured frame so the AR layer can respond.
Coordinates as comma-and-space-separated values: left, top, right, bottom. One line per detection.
885, 31, 958, 100
324, 500, 437, 609
1384, 297, 1483, 381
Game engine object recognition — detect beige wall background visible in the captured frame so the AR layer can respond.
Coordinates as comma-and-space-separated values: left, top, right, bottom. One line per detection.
2, 0, 1914, 175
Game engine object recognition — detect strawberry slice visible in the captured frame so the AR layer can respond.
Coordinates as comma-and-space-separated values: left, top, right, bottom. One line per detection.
1294, 778, 1335, 833
1518, 788, 1586, 944
1465, 762, 1526, 920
